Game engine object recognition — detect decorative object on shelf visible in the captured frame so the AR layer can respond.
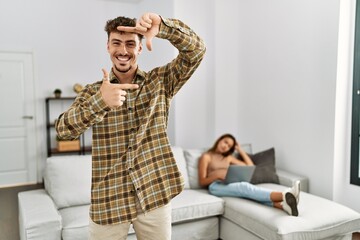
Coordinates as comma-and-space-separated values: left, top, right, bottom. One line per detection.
53, 89, 62, 98
56, 136, 80, 152
73, 83, 84, 94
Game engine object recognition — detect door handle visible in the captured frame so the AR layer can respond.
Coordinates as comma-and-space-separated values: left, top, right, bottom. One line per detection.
22, 116, 34, 119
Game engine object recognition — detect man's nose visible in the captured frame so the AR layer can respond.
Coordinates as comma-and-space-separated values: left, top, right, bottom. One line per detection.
119, 44, 128, 54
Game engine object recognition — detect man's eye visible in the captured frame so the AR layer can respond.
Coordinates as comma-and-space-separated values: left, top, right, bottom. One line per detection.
126, 43, 135, 48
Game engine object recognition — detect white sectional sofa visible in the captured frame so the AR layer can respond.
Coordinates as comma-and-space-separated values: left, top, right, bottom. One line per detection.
18, 146, 360, 240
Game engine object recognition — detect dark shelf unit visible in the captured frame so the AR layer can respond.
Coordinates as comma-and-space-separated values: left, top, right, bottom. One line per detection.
46, 97, 91, 157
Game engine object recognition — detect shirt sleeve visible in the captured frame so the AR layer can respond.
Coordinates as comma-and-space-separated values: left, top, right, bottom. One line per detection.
155, 17, 206, 98
55, 83, 111, 140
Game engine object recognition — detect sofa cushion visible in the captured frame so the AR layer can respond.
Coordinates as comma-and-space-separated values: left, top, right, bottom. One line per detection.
171, 189, 224, 223
249, 148, 279, 184
172, 217, 219, 240
44, 155, 91, 209
184, 149, 206, 189
60, 205, 90, 240
222, 183, 360, 240
171, 146, 190, 189
59, 189, 222, 240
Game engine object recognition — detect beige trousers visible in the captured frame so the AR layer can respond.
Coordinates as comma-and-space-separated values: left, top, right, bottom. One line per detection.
89, 202, 172, 240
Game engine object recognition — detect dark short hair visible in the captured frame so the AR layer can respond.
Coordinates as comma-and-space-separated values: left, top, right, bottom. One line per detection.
207, 133, 237, 157
104, 16, 144, 41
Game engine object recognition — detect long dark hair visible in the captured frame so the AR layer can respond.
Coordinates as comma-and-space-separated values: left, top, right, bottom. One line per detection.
207, 133, 236, 157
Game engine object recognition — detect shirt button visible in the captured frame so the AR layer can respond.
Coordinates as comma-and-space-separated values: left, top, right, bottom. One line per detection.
128, 107, 133, 111
128, 167, 133, 171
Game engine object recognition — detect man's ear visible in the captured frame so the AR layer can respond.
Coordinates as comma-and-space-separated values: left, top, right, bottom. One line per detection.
138, 42, 143, 55
107, 41, 110, 53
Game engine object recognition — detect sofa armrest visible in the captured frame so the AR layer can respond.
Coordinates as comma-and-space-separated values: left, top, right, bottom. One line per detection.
18, 189, 62, 240
276, 169, 309, 192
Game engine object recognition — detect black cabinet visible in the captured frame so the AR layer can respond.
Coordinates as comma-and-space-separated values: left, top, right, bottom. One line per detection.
45, 97, 91, 157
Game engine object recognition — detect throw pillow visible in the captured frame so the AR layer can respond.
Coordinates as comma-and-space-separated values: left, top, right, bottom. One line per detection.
171, 146, 190, 189
183, 148, 207, 189
44, 155, 92, 209
236, 147, 279, 184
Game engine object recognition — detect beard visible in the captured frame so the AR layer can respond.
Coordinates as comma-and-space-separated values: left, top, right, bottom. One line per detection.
114, 64, 132, 73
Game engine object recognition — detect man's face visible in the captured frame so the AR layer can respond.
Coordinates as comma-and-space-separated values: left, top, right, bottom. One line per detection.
107, 31, 142, 75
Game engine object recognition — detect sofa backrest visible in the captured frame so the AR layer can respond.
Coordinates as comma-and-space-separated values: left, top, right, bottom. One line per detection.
43, 144, 251, 208
43, 150, 190, 209
44, 155, 92, 209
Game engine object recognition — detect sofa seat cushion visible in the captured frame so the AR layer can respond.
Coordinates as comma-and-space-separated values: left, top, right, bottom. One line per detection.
171, 189, 224, 223
60, 205, 90, 240
60, 204, 139, 240
221, 183, 360, 240
59, 189, 222, 239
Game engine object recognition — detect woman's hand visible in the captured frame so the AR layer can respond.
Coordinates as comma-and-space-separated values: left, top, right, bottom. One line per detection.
208, 170, 226, 181
232, 141, 255, 166
235, 142, 242, 152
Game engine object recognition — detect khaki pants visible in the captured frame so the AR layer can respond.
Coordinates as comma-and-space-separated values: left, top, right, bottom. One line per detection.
89, 202, 172, 240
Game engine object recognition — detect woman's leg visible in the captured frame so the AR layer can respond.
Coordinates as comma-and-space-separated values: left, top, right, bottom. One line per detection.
208, 181, 273, 206
270, 191, 299, 216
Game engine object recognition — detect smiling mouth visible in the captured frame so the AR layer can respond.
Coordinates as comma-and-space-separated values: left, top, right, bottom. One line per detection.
116, 55, 130, 63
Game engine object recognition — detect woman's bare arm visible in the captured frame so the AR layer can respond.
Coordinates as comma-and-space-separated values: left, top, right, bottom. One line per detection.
230, 143, 254, 166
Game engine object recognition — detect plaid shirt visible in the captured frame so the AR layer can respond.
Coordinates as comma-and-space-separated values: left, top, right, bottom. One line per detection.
55, 17, 205, 225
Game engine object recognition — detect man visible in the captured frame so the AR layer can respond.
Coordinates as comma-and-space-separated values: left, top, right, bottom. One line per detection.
55, 12, 205, 240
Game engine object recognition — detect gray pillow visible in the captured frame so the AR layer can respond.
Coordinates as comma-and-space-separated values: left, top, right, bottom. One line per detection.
248, 148, 279, 184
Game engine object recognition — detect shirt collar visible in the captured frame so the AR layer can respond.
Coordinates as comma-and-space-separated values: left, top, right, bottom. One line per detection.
109, 68, 146, 86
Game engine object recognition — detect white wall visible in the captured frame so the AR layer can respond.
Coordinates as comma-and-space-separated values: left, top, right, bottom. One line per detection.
232, 0, 340, 200
172, 0, 216, 148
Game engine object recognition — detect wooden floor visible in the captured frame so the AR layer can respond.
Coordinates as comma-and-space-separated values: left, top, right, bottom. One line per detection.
1, 184, 360, 240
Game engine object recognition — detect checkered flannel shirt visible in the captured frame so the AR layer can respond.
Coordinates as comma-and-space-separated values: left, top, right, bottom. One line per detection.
55, 17, 206, 225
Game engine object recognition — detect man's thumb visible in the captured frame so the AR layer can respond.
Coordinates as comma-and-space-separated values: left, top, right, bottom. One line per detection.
101, 68, 110, 82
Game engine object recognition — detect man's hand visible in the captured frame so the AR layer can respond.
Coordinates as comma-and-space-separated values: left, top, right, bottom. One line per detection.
117, 12, 161, 51
100, 68, 139, 109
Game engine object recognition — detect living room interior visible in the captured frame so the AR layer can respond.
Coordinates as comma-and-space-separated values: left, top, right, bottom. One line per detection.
1, 0, 360, 239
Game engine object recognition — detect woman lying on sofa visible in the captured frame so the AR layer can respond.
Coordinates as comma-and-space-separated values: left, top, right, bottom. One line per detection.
198, 133, 300, 216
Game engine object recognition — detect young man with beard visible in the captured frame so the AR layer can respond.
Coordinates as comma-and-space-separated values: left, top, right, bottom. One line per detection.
55, 12, 205, 240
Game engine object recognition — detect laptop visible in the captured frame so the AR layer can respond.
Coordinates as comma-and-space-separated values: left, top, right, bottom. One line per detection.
224, 165, 256, 184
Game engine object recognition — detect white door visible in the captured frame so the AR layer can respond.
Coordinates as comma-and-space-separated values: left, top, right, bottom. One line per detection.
0, 51, 37, 187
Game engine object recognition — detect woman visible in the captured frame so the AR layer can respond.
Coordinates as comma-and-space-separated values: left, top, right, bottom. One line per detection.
198, 133, 300, 216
